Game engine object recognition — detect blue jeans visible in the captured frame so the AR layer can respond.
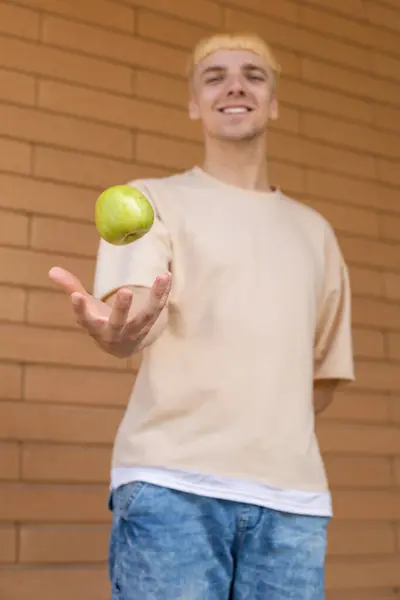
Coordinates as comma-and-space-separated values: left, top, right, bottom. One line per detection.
108, 482, 329, 599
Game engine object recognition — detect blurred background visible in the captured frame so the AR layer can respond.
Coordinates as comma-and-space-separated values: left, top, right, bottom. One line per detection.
0, 0, 399, 599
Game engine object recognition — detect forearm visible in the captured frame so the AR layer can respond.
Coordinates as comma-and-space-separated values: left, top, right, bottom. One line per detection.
313, 379, 338, 415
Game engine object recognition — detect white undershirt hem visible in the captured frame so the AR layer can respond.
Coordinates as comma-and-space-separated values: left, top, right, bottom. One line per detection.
110, 466, 332, 518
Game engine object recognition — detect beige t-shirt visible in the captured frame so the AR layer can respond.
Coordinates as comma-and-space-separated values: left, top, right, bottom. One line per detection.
94, 167, 354, 493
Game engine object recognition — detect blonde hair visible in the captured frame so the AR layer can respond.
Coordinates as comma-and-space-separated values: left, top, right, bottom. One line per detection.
187, 32, 281, 79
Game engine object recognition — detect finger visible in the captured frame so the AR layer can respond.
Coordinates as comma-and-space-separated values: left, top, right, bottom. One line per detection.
150, 273, 172, 309
151, 273, 172, 301
103, 288, 133, 342
122, 274, 172, 338
71, 292, 106, 334
49, 266, 87, 296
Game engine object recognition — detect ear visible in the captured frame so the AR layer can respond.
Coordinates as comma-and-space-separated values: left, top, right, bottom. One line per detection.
269, 95, 279, 121
188, 93, 200, 121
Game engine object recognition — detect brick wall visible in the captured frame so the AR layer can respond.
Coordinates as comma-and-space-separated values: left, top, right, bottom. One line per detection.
0, 0, 399, 598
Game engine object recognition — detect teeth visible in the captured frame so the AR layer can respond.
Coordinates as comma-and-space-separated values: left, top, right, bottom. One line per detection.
222, 107, 248, 114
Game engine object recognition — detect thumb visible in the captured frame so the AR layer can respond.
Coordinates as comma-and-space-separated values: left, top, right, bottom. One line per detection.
48, 266, 87, 296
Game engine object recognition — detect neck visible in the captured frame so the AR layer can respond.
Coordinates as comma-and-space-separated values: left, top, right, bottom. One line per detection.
202, 135, 270, 191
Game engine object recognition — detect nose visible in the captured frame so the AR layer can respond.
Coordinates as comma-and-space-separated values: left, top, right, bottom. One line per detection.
226, 76, 246, 97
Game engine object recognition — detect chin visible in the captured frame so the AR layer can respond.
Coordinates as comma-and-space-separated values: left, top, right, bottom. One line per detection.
216, 128, 263, 142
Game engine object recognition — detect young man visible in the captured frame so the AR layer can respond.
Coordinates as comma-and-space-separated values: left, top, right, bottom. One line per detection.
49, 33, 354, 600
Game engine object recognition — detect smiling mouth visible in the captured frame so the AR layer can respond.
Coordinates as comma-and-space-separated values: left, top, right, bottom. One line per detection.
218, 107, 253, 115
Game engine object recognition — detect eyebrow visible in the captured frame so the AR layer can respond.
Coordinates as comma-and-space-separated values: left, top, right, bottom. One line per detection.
200, 63, 269, 78
200, 65, 225, 78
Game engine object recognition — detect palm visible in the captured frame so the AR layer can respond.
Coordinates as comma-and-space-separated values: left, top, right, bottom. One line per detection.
85, 293, 112, 320
48, 266, 171, 357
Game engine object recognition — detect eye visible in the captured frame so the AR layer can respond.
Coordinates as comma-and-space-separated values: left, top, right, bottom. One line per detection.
205, 76, 223, 84
247, 74, 265, 82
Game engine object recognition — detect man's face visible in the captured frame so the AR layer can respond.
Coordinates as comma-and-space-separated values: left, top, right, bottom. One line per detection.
189, 49, 278, 142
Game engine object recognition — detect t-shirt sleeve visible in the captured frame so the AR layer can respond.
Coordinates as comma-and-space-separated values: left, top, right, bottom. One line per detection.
314, 223, 355, 383
92, 180, 172, 302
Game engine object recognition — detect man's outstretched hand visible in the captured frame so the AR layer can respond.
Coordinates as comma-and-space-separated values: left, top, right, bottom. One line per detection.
48, 267, 172, 357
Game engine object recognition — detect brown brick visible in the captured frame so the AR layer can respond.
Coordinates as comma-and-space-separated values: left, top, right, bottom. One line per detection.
136, 133, 202, 171
0, 137, 31, 175
380, 214, 400, 244
123, 0, 222, 27
395, 521, 400, 549
354, 361, 400, 393
321, 390, 390, 424
0, 526, 17, 563
0, 210, 29, 248
279, 78, 373, 125
0, 103, 132, 160
302, 112, 400, 160
384, 273, 400, 302
0, 173, 98, 221
271, 131, 376, 179
302, 57, 400, 106
19, 524, 109, 564
0, 567, 109, 600
26, 290, 79, 329
275, 106, 301, 134
0, 246, 94, 291
391, 397, 400, 425
325, 456, 392, 489
24, 364, 135, 406
0, 2, 39, 39
387, 333, 400, 362
0, 323, 128, 370
30, 216, 98, 258
327, 591, 396, 600
42, 15, 187, 77
301, 5, 400, 58
269, 47, 301, 78
0, 482, 109, 523
0, 401, 122, 445
0, 36, 132, 94
0, 286, 26, 324
393, 459, 400, 485
225, 9, 370, 72
352, 328, 385, 359
307, 199, 379, 238
350, 266, 385, 298
365, 2, 400, 34
326, 557, 400, 591
352, 297, 400, 330
21, 444, 110, 483
0, 67, 35, 106
306, 170, 398, 214
0, 364, 22, 400
373, 52, 400, 86
299, 5, 372, 47
38, 79, 199, 142
137, 10, 212, 49
333, 490, 400, 520
0, 442, 19, 481
298, 0, 364, 17
19, 0, 135, 31
269, 161, 305, 194
224, 0, 297, 21
375, 103, 400, 136
136, 70, 187, 108
327, 521, 396, 555
378, 159, 400, 187
318, 422, 400, 456
341, 237, 400, 271
33, 146, 137, 189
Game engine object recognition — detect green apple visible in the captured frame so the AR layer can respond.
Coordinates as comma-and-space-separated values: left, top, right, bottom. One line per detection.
94, 184, 155, 245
